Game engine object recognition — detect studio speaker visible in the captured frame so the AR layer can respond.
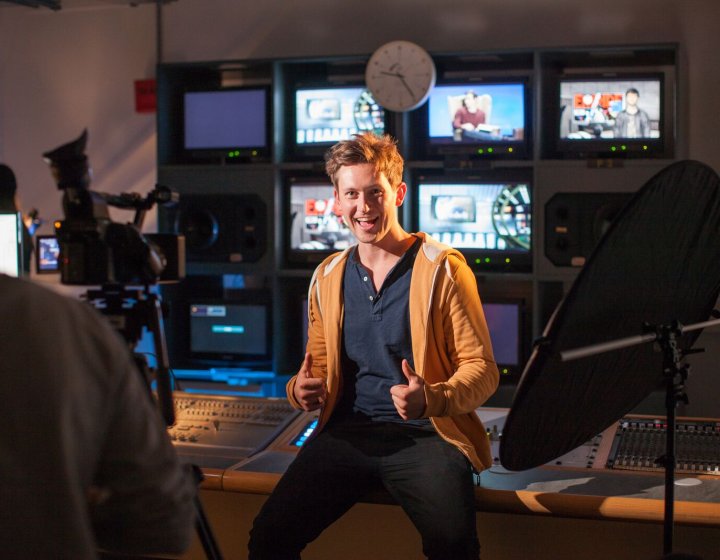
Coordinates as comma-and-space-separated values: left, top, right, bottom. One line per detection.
544, 192, 633, 267
167, 193, 267, 263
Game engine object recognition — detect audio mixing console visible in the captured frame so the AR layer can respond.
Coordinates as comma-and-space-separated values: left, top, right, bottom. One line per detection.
480, 408, 720, 473
168, 392, 300, 469
169, 393, 720, 479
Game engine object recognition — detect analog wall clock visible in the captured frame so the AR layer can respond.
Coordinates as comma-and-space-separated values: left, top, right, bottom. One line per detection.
365, 40, 437, 112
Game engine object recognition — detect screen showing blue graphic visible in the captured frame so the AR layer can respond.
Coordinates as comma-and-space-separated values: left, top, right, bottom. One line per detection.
190, 303, 268, 357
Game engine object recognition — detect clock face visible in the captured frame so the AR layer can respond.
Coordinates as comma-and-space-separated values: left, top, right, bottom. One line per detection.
365, 40, 437, 112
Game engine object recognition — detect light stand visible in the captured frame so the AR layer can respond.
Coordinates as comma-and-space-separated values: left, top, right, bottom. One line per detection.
499, 160, 720, 560
560, 314, 720, 555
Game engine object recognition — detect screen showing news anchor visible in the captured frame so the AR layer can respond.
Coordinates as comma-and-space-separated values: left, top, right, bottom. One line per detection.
427, 83, 526, 144
558, 79, 661, 140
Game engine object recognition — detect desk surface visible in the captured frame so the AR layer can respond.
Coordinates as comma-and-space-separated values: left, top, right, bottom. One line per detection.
170, 393, 720, 528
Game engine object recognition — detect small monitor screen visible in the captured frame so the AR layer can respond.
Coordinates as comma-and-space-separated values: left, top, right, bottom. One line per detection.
0, 213, 21, 277
558, 78, 661, 141
427, 83, 526, 147
483, 301, 521, 368
36, 235, 60, 274
286, 180, 357, 264
417, 182, 531, 254
190, 302, 269, 359
295, 87, 385, 146
183, 87, 269, 152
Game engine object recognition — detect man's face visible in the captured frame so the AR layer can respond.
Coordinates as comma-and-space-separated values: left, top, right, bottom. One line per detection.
626, 92, 639, 107
464, 93, 478, 111
333, 163, 406, 246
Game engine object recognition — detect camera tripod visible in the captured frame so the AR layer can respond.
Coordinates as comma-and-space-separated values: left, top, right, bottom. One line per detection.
86, 283, 224, 560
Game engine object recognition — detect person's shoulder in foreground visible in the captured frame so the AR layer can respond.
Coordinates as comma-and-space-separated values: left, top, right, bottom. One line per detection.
0, 274, 197, 559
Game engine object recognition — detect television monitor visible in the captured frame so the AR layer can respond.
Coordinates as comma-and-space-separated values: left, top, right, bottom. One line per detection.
36, 235, 60, 274
290, 85, 387, 159
411, 80, 530, 160
482, 299, 527, 380
182, 86, 271, 162
283, 176, 357, 268
414, 172, 532, 273
0, 212, 22, 277
552, 73, 670, 159
185, 298, 272, 368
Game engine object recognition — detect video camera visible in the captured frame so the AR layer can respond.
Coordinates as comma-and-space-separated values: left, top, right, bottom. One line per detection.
43, 129, 185, 286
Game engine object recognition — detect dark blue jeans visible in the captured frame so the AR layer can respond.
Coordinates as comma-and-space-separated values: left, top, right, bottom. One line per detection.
248, 420, 480, 559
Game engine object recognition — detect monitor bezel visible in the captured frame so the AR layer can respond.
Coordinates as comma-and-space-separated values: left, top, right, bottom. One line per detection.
181, 293, 273, 369
281, 172, 358, 269
284, 81, 394, 161
547, 71, 672, 160
409, 77, 532, 162
35, 234, 60, 275
480, 296, 529, 382
181, 84, 273, 164
411, 168, 533, 274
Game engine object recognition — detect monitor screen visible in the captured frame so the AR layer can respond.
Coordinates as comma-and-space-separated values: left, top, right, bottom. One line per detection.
414, 81, 529, 159
284, 178, 358, 267
36, 235, 60, 274
294, 86, 385, 147
483, 301, 520, 368
552, 73, 669, 158
183, 86, 271, 161
481, 299, 527, 381
0, 212, 22, 277
188, 300, 271, 366
415, 178, 532, 272
559, 77, 661, 140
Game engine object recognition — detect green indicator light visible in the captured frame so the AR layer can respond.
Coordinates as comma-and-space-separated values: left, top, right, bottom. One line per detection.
487, 147, 494, 153
234, 150, 240, 156
621, 145, 627, 151
477, 148, 484, 154
508, 147, 514, 153
474, 258, 481, 264
501, 367, 509, 375
484, 257, 490, 263
252, 150, 258, 156
228, 151, 235, 157
642, 145, 649, 151
505, 257, 510, 263
610, 146, 617, 152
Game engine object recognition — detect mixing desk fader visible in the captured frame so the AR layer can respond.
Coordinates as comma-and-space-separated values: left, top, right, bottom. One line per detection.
168, 392, 300, 469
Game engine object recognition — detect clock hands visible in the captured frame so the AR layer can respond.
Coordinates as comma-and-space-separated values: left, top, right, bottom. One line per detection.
379, 70, 416, 99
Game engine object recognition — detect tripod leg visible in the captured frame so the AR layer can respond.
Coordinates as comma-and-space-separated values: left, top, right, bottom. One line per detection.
194, 495, 224, 560
188, 464, 224, 560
